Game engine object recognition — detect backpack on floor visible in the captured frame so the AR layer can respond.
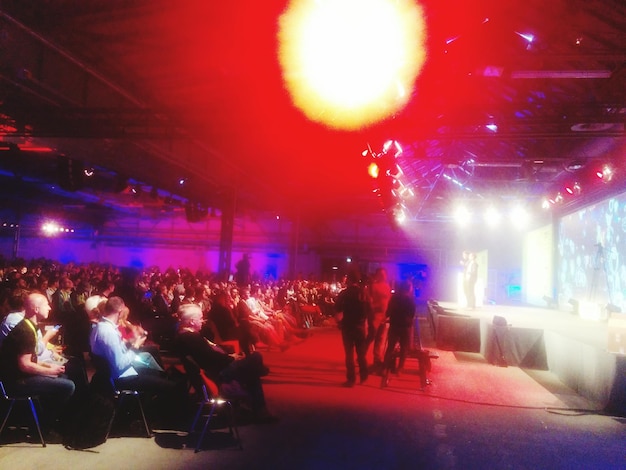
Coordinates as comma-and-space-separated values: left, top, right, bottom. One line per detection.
63, 392, 115, 451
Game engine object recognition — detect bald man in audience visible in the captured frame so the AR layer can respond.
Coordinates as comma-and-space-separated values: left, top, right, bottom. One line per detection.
0, 292, 75, 434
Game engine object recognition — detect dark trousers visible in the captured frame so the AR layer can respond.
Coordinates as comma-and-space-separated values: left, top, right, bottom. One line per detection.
366, 313, 388, 367
341, 326, 368, 384
384, 326, 411, 372
220, 351, 268, 412
6, 375, 75, 429
115, 368, 184, 426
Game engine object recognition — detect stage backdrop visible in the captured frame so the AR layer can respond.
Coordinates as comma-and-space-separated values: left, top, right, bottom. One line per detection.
523, 223, 554, 307
557, 193, 626, 319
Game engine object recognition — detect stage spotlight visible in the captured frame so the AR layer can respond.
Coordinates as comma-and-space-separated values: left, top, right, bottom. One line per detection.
483, 206, 501, 228
393, 205, 407, 225
383, 140, 402, 157
453, 205, 471, 226
596, 164, 614, 183
510, 205, 530, 229
368, 162, 380, 178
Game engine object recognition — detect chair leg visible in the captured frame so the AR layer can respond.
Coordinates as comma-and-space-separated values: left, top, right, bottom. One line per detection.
116, 393, 152, 438
104, 407, 117, 441
194, 402, 217, 453
0, 399, 16, 435
189, 403, 203, 434
134, 395, 152, 438
226, 401, 242, 450
0, 398, 46, 447
28, 398, 46, 447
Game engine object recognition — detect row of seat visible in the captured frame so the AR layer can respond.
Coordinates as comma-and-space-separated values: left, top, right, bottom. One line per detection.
0, 355, 242, 453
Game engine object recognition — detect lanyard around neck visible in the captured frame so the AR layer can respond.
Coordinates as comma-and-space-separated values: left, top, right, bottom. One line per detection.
24, 318, 39, 348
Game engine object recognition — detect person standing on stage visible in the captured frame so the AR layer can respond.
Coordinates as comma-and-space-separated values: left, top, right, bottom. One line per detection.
335, 268, 369, 387
464, 252, 478, 309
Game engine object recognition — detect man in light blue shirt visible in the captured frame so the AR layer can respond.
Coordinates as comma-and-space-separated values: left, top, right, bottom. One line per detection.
89, 296, 180, 426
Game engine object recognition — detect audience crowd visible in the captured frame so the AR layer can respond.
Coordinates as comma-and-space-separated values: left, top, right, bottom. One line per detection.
0, 256, 343, 440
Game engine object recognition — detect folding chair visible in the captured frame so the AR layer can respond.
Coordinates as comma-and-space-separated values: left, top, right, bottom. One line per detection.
89, 354, 151, 438
0, 380, 46, 447
182, 356, 242, 453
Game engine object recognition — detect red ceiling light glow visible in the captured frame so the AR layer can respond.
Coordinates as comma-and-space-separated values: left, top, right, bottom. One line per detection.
278, 0, 427, 130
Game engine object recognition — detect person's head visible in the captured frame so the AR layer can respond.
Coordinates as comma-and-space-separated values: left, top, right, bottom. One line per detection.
118, 305, 130, 322
8, 288, 27, 312
24, 292, 51, 322
103, 296, 126, 322
214, 290, 229, 307
60, 276, 74, 291
98, 280, 115, 295
85, 294, 106, 322
177, 303, 204, 333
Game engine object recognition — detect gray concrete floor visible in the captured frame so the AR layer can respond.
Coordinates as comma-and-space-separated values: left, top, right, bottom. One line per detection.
0, 325, 624, 470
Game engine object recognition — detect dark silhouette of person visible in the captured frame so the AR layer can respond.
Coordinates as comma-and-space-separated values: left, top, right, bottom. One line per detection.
234, 254, 251, 287
383, 279, 416, 375
335, 268, 369, 387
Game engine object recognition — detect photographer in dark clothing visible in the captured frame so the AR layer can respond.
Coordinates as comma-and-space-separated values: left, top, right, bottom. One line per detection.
383, 279, 416, 375
335, 269, 369, 387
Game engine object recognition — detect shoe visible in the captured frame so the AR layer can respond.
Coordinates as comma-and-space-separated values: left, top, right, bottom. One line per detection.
359, 377, 368, 385
342, 381, 355, 388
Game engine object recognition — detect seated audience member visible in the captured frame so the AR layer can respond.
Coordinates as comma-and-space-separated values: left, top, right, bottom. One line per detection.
1, 294, 69, 369
117, 303, 164, 368
84, 294, 106, 325
204, 290, 240, 343
239, 287, 289, 351
174, 303, 276, 423
0, 310, 26, 349
90, 296, 181, 424
0, 289, 31, 348
0, 292, 75, 433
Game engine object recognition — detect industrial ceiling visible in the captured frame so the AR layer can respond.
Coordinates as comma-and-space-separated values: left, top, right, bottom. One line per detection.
1, 0, 625, 230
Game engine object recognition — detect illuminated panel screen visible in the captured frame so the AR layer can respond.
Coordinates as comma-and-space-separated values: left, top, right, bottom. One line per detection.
557, 194, 626, 314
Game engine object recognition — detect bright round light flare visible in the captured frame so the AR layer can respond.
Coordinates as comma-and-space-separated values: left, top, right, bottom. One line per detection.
279, 0, 427, 130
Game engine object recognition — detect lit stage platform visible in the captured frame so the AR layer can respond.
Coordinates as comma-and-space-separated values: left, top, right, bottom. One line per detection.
424, 301, 626, 416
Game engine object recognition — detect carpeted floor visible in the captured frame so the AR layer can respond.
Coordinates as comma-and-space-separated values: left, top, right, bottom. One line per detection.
0, 324, 624, 469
